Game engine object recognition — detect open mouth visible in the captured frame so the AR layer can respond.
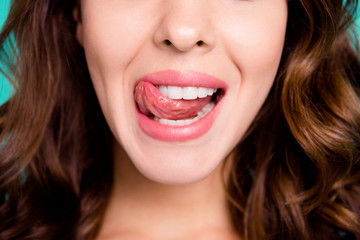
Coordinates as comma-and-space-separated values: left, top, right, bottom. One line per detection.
136, 83, 225, 126
134, 70, 226, 141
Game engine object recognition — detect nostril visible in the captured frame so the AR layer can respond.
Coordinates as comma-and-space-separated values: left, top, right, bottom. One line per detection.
164, 39, 172, 46
196, 40, 204, 46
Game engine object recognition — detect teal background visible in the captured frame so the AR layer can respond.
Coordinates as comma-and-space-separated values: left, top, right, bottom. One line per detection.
0, 1, 360, 105
0, 0, 11, 105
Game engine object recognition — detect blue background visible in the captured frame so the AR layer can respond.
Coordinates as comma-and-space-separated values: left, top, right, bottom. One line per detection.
0, 0, 11, 105
0, 1, 359, 104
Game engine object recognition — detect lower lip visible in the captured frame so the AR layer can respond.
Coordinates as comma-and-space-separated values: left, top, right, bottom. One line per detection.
136, 100, 223, 142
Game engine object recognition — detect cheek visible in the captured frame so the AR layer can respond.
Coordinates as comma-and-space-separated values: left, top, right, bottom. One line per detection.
215, 4, 287, 145
80, 4, 151, 88
79, 5, 153, 134
220, 4, 287, 83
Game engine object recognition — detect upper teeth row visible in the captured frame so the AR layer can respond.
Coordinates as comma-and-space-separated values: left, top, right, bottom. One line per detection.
155, 85, 217, 100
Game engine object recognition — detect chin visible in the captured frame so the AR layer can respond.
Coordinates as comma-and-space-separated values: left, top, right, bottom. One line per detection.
118, 131, 229, 185
133, 153, 223, 185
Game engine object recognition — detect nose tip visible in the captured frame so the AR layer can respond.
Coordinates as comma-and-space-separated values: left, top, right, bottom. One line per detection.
153, 4, 215, 53
161, 27, 208, 52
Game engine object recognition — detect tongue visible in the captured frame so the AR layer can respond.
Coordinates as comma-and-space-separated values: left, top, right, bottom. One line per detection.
135, 81, 212, 120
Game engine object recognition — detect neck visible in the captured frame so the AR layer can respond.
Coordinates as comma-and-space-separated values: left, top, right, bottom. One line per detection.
98, 140, 238, 240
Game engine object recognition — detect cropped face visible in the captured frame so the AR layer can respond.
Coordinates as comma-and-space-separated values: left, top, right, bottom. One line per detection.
77, 0, 288, 184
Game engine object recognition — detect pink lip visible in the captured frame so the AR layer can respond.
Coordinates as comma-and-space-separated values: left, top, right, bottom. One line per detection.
136, 70, 228, 89
135, 70, 227, 142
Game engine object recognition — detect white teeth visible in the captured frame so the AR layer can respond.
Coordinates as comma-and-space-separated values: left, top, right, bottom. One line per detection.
207, 88, 214, 96
158, 85, 168, 97
176, 120, 185, 126
183, 87, 198, 100
167, 86, 183, 99
184, 119, 194, 125
198, 87, 208, 98
156, 85, 217, 100
167, 120, 177, 126
154, 102, 215, 126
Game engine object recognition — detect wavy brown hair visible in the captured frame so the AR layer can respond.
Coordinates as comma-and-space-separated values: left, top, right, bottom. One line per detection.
0, 0, 359, 239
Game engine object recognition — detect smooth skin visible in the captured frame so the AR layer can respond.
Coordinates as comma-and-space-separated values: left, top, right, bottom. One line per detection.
75, 0, 288, 239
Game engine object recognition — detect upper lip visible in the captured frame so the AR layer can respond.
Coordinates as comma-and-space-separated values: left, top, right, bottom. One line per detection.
136, 70, 228, 90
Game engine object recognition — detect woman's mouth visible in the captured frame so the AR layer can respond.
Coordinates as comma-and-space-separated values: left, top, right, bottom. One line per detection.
134, 70, 227, 141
